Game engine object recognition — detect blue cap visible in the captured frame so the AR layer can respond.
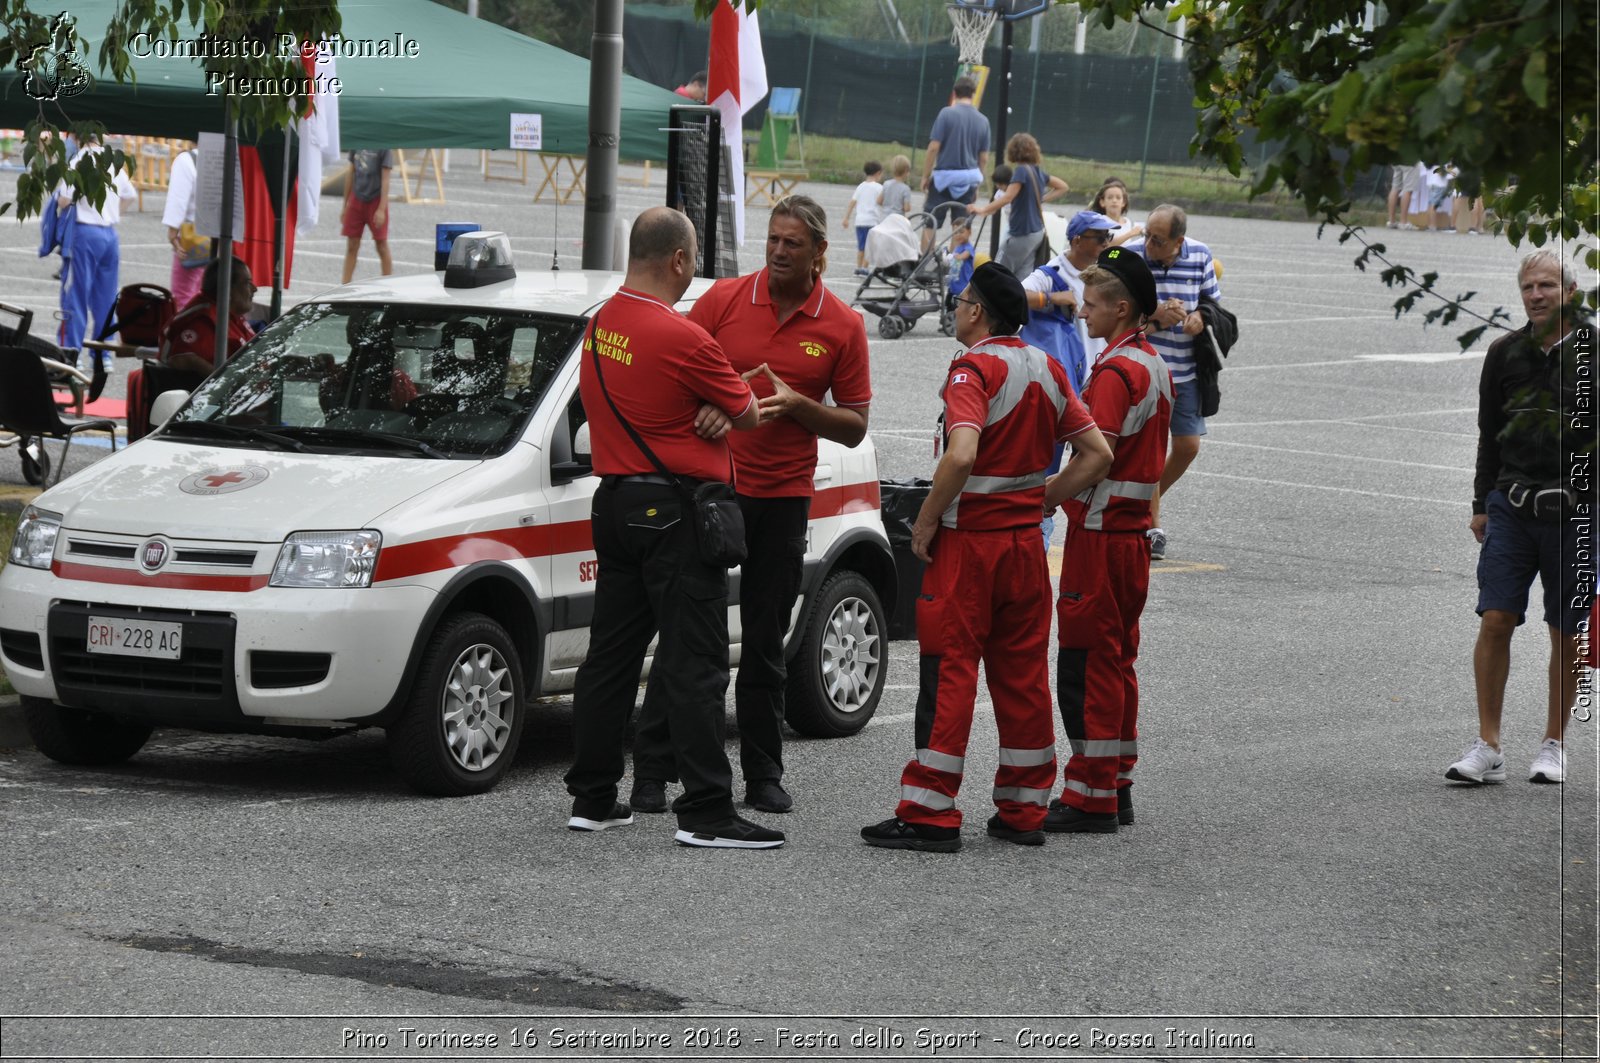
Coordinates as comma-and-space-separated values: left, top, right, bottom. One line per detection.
1067, 210, 1118, 240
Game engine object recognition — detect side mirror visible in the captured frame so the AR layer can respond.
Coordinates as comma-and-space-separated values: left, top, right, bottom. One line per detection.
552, 421, 593, 485
149, 390, 190, 430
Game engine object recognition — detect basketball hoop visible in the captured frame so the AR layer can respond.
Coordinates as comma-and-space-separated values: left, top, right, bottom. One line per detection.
948, 3, 997, 65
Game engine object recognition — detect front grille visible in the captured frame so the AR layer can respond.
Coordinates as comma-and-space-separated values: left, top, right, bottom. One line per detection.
0, 628, 44, 671
67, 539, 137, 560
174, 548, 257, 567
250, 651, 332, 689
48, 602, 239, 723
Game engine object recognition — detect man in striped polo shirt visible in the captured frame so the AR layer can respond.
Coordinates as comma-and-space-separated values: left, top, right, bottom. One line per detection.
861, 263, 1112, 853
1124, 205, 1221, 560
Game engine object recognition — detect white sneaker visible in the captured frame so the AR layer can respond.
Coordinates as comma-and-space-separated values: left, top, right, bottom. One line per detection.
1528, 739, 1565, 784
1446, 738, 1505, 784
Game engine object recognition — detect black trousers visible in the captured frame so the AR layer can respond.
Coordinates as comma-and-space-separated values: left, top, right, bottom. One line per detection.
636, 494, 809, 785
564, 480, 735, 827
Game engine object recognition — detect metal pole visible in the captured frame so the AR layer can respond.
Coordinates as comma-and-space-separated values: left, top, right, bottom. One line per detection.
270, 125, 291, 320
801, 0, 818, 136
988, 17, 1013, 262
583, 0, 624, 270
911, 2, 932, 172
1137, 47, 1160, 192
215, 94, 237, 369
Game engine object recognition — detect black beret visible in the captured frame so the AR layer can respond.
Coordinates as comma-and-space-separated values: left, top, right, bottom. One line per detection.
968, 261, 1029, 333
1096, 245, 1158, 317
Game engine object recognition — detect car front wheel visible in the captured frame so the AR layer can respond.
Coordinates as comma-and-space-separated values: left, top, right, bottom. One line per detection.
387, 612, 526, 796
22, 695, 153, 765
784, 570, 886, 737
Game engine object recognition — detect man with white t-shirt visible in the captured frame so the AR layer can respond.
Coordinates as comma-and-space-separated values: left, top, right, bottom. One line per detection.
55, 139, 136, 373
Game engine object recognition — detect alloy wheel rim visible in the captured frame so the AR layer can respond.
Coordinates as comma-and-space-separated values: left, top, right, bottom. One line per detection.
440, 643, 514, 772
819, 596, 881, 714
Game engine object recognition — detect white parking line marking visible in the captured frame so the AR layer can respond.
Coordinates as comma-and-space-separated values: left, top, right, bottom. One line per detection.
1185, 469, 1458, 506
1202, 438, 1472, 473
1225, 353, 1483, 372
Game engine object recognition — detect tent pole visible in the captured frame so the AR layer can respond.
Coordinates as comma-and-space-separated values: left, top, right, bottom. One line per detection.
216, 94, 237, 369
583, 0, 624, 270
271, 125, 291, 320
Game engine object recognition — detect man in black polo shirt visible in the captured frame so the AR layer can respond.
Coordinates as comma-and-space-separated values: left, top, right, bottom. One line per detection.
1447, 249, 1591, 787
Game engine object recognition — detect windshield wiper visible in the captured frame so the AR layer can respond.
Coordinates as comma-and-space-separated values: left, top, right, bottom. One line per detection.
280, 425, 449, 460
161, 419, 309, 452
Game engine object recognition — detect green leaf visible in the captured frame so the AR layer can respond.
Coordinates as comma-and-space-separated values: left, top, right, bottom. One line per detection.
1522, 51, 1548, 109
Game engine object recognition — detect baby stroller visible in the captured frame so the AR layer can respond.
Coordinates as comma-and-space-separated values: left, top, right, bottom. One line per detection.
852, 212, 958, 340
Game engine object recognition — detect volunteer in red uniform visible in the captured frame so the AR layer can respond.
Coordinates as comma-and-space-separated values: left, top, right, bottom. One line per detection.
1043, 246, 1171, 834
564, 207, 784, 850
163, 257, 257, 374
861, 264, 1112, 852
126, 258, 257, 440
632, 195, 872, 815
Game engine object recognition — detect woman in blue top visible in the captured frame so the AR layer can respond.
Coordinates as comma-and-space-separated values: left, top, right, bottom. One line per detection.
966, 133, 1069, 277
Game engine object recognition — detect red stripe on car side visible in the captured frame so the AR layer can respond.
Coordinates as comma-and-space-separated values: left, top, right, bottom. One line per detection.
812, 480, 881, 517
373, 519, 595, 583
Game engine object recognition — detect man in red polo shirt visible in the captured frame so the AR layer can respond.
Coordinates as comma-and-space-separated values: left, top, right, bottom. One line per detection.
631, 194, 872, 816
862, 263, 1110, 852
1043, 246, 1171, 835
564, 207, 783, 850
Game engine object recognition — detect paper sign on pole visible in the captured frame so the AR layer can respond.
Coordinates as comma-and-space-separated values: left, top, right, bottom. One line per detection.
195, 131, 246, 239
509, 113, 542, 151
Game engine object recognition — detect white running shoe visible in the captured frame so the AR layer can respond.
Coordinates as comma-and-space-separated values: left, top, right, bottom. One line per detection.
1528, 739, 1565, 784
1446, 738, 1505, 784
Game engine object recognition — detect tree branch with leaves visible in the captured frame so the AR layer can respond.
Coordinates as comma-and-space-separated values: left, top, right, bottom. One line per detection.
1, 0, 341, 221
1079, 0, 1595, 344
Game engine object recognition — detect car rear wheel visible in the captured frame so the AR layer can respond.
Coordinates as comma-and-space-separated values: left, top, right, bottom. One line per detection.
387, 612, 526, 796
22, 695, 153, 765
784, 570, 886, 737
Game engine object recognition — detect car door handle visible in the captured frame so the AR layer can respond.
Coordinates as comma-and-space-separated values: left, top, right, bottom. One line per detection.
813, 464, 833, 487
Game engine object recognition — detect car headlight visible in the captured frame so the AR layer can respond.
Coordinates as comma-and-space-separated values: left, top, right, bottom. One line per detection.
270, 530, 382, 588
8, 506, 62, 570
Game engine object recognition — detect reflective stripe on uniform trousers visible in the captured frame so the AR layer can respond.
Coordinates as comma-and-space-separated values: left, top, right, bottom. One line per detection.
992, 785, 1052, 806
900, 785, 957, 811
917, 748, 965, 774
998, 745, 1056, 767
1064, 778, 1119, 800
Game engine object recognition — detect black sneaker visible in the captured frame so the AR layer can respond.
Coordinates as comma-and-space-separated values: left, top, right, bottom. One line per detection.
1117, 785, 1134, 826
1043, 799, 1118, 834
630, 778, 669, 814
985, 814, 1045, 846
745, 780, 794, 813
568, 801, 634, 832
674, 815, 785, 849
860, 817, 961, 853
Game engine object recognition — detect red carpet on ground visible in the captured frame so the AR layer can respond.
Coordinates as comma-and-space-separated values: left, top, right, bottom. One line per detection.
54, 392, 127, 420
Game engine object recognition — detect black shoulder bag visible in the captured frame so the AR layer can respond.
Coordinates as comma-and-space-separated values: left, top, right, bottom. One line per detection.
586, 312, 748, 567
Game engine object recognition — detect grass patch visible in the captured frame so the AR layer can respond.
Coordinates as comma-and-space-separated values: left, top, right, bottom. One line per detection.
0, 506, 14, 696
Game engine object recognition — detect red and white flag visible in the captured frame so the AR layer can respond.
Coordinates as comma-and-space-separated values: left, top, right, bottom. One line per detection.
708, 0, 767, 243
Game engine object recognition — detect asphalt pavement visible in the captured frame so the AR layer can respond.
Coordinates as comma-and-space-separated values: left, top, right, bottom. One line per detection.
0, 163, 1595, 1061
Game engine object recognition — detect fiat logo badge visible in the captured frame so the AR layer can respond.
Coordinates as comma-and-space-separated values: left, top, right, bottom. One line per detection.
140, 540, 169, 572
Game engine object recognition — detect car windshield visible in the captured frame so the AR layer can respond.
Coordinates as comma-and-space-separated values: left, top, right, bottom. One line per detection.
160, 302, 585, 458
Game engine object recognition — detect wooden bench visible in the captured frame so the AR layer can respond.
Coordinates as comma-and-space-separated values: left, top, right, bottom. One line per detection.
745, 168, 808, 207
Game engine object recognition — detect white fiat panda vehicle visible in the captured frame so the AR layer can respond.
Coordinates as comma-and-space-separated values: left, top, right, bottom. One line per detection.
0, 235, 895, 795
